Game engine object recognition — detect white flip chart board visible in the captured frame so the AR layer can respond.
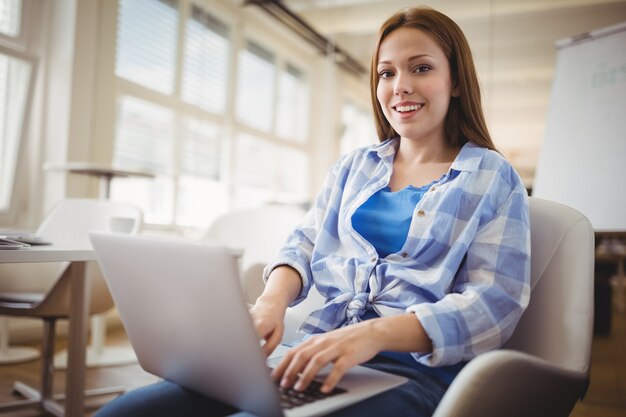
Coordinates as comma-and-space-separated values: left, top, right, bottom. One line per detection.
533, 22, 626, 231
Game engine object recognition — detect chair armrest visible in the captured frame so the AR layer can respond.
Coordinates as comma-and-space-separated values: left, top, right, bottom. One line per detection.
433, 350, 588, 417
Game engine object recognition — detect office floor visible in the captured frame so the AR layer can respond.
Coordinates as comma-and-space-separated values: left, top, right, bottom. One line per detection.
0, 309, 625, 417
570, 306, 626, 417
0, 330, 158, 417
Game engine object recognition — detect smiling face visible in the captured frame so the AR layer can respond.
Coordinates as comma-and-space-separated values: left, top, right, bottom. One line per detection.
376, 27, 457, 145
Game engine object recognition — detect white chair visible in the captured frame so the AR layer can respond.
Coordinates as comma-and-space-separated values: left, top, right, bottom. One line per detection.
0, 198, 143, 416
280, 197, 595, 417
202, 204, 310, 304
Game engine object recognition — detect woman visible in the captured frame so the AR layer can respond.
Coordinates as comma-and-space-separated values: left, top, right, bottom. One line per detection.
96, 6, 530, 417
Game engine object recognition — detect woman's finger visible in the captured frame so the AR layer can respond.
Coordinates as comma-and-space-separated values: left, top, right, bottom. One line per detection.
262, 322, 283, 356
321, 357, 352, 393
271, 347, 295, 381
294, 348, 338, 391
281, 346, 315, 388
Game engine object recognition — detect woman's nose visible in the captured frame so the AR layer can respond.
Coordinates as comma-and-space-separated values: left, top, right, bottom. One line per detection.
393, 73, 413, 95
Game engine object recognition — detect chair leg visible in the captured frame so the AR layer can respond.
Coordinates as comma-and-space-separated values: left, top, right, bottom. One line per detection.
2, 317, 124, 415
0, 319, 58, 415
10, 318, 55, 403
41, 317, 56, 399
23, 316, 124, 402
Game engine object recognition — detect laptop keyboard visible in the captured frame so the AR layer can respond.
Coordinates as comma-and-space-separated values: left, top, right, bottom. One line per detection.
277, 379, 347, 410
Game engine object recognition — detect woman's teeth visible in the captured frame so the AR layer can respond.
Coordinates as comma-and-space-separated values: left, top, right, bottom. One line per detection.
395, 104, 422, 112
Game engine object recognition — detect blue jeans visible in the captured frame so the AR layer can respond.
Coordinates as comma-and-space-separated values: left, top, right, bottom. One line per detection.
94, 356, 448, 417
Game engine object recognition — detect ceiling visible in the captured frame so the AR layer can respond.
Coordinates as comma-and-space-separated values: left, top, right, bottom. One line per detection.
276, 0, 626, 186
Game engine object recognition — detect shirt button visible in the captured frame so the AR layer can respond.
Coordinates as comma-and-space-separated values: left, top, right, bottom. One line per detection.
401, 252, 408, 258
418, 209, 425, 217
370, 257, 377, 262
430, 186, 436, 192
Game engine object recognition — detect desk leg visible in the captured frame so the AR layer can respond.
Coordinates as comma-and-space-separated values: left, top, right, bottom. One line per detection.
65, 261, 90, 417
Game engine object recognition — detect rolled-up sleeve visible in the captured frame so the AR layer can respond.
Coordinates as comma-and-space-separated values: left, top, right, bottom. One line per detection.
407, 175, 531, 366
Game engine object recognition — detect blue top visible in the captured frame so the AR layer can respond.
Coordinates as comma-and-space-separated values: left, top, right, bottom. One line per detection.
351, 181, 440, 258
352, 179, 464, 385
264, 139, 530, 371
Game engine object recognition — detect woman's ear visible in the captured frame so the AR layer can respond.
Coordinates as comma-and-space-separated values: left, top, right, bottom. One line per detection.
451, 83, 461, 97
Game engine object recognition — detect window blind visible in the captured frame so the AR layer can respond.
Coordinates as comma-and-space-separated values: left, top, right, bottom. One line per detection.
0, 57, 8, 190
182, 5, 230, 114
110, 0, 312, 226
180, 117, 221, 180
276, 63, 308, 142
0, 52, 31, 211
115, 0, 178, 95
111, 95, 175, 225
113, 95, 175, 174
0, 0, 20, 37
235, 40, 276, 131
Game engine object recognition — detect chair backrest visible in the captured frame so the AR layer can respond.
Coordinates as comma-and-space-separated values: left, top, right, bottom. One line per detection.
503, 197, 594, 374
0, 198, 143, 315
36, 198, 143, 247
202, 205, 306, 303
202, 205, 306, 271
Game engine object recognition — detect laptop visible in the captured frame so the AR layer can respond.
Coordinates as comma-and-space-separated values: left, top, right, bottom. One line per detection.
89, 232, 406, 417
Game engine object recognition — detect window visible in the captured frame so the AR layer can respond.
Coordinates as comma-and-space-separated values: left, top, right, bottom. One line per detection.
233, 133, 309, 208
0, 0, 20, 37
235, 40, 276, 132
112, 96, 176, 224
0, 0, 35, 213
112, 0, 230, 227
340, 101, 377, 156
115, 0, 178, 95
182, 6, 230, 114
276, 63, 308, 142
109, 0, 311, 228
175, 117, 227, 226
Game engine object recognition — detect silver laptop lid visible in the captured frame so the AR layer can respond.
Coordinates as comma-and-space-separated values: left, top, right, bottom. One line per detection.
90, 232, 284, 417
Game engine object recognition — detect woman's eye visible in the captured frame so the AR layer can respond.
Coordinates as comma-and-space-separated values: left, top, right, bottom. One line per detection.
414, 65, 431, 73
378, 70, 393, 79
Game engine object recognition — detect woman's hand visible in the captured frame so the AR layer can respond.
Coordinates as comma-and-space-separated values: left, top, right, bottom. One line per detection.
272, 313, 432, 394
272, 320, 384, 394
250, 299, 286, 356
250, 265, 303, 356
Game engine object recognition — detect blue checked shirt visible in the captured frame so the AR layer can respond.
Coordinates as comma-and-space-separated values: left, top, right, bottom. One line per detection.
264, 138, 530, 367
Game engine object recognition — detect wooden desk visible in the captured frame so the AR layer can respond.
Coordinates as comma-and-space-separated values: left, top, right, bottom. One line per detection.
0, 246, 95, 417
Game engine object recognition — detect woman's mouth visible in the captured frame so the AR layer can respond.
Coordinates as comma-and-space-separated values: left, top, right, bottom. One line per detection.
393, 103, 423, 117
394, 104, 423, 112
